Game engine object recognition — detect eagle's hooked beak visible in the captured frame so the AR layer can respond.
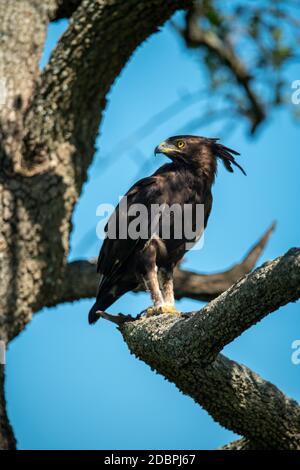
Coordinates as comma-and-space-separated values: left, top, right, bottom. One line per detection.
154, 141, 175, 156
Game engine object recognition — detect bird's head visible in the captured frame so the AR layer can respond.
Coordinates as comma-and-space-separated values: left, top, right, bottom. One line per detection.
155, 135, 246, 176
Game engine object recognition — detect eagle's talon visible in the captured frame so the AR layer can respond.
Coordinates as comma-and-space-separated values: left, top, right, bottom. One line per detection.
158, 305, 181, 316
168, 305, 181, 315
144, 306, 158, 317
142, 305, 181, 318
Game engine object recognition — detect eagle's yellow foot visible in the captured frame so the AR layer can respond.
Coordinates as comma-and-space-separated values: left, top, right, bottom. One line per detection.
159, 305, 181, 315
144, 305, 181, 317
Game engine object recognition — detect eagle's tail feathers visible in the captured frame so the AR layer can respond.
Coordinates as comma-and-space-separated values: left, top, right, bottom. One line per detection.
88, 302, 101, 324
88, 290, 120, 325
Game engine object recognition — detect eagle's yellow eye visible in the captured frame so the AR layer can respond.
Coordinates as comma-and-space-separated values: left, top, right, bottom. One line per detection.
177, 140, 185, 149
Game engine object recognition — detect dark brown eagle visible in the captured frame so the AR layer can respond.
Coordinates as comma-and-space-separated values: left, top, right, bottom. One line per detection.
88, 135, 245, 324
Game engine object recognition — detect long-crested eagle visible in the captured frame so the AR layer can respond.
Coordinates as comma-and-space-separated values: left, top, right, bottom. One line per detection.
88, 135, 245, 324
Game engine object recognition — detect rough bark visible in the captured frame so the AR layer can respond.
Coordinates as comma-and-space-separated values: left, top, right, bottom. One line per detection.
51, 0, 83, 20
0, 0, 51, 342
220, 438, 253, 450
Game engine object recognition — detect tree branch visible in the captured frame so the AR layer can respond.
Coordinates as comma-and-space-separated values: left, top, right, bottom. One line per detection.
219, 438, 253, 450
121, 248, 300, 368
157, 353, 300, 450
48, 223, 275, 308
162, 222, 276, 302
118, 248, 300, 448
181, 5, 266, 133
23, 0, 191, 177
50, 0, 82, 20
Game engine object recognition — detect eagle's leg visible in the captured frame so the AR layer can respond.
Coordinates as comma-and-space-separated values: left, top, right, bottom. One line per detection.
139, 244, 180, 317
158, 267, 181, 315
142, 267, 165, 317
159, 267, 175, 305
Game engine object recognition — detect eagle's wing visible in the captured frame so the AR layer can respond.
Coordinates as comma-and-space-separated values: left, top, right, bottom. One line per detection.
96, 174, 164, 287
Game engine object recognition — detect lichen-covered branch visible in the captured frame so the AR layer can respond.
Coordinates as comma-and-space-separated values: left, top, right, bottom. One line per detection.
121, 248, 300, 368
161, 354, 300, 450
119, 247, 300, 449
114, 249, 300, 449
49, 223, 275, 308
160, 222, 276, 302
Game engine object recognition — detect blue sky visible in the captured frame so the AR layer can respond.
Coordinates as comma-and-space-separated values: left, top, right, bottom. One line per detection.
6, 11, 300, 450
